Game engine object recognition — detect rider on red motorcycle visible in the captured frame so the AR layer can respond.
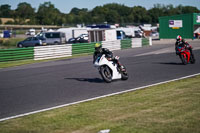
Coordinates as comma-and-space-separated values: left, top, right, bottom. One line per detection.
175, 35, 193, 55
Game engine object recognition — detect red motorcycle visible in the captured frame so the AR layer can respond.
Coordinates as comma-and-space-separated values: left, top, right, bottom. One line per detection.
177, 45, 195, 65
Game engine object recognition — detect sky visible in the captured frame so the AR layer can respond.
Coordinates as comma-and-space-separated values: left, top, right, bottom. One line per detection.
1, 0, 200, 13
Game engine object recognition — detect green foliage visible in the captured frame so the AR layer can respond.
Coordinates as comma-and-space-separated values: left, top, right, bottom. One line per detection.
148, 4, 165, 23
36, 2, 61, 25
0, 38, 25, 48
0, 4, 13, 18
0, 3, 200, 25
15, 2, 35, 19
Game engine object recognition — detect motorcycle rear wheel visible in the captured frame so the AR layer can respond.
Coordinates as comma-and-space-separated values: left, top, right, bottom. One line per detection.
100, 66, 112, 83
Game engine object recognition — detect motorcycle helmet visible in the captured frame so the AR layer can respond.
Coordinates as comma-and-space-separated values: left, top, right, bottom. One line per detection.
95, 43, 102, 52
176, 35, 182, 42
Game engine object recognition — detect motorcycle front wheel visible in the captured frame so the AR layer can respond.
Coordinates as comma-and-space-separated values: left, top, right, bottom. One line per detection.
180, 54, 187, 65
121, 67, 129, 80
190, 54, 195, 64
100, 66, 112, 83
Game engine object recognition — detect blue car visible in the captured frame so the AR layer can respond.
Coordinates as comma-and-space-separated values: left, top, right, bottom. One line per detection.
17, 37, 44, 48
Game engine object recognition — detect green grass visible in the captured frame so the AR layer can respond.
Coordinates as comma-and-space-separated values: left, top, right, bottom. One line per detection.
0, 53, 92, 68
0, 75, 200, 133
0, 38, 25, 48
0, 59, 39, 68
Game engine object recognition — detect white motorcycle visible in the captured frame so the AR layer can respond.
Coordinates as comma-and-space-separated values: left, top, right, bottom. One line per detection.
94, 54, 128, 83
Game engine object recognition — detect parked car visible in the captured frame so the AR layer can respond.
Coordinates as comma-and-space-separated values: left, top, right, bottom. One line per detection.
151, 31, 159, 37
79, 34, 89, 40
134, 30, 143, 38
17, 37, 45, 48
68, 34, 88, 44
68, 37, 88, 44
26, 29, 36, 36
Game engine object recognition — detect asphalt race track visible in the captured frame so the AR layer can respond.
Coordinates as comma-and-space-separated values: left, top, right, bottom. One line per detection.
0, 40, 200, 120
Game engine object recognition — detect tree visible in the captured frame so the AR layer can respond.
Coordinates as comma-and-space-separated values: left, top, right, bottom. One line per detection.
103, 3, 131, 24
1, 2, 200, 26
182, 6, 200, 14
70, 8, 88, 15
148, 4, 165, 23
130, 6, 150, 24
162, 4, 180, 16
14, 2, 35, 24
15, 2, 35, 19
0, 4, 13, 18
68, 7, 91, 25
36, 2, 63, 25
105, 10, 119, 24
91, 6, 107, 24
103, 3, 131, 17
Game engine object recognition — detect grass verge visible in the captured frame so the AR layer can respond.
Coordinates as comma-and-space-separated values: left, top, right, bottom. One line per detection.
0, 75, 200, 133
0, 59, 42, 68
0, 53, 91, 68
0, 38, 25, 48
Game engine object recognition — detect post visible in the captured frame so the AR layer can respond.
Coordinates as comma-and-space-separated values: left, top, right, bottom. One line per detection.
149, 37, 152, 46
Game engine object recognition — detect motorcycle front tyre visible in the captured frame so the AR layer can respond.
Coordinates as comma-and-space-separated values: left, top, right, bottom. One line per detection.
180, 54, 187, 65
190, 54, 195, 64
121, 69, 128, 80
100, 66, 112, 83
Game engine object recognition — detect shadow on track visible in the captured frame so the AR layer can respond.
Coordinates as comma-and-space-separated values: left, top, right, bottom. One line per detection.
64, 77, 104, 83
154, 62, 183, 65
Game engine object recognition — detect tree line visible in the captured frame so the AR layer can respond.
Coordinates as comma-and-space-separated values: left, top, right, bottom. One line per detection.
0, 2, 199, 26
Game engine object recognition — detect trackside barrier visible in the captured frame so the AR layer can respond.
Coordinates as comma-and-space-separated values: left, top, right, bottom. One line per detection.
142, 38, 150, 46
121, 38, 151, 49
72, 42, 95, 55
0, 47, 34, 62
34, 44, 72, 60
149, 37, 152, 46
132, 38, 142, 48
102, 40, 121, 51
121, 39, 132, 49
0, 38, 152, 62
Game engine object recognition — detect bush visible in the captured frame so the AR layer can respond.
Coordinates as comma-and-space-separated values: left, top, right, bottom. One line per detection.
0, 38, 25, 48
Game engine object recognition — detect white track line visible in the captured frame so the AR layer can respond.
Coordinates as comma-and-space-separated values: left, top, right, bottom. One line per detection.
1, 73, 200, 122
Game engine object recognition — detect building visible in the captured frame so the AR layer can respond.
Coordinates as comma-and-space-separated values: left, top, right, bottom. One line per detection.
88, 29, 117, 43
159, 13, 200, 39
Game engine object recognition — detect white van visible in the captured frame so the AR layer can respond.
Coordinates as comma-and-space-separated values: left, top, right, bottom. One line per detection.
37, 32, 66, 45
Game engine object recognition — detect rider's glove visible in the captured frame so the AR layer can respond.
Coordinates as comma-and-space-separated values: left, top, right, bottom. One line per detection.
107, 58, 112, 61
115, 56, 120, 60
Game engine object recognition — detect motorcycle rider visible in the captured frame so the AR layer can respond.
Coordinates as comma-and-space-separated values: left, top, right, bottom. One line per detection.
93, 43, 125, 71
175, 35, 193, 55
